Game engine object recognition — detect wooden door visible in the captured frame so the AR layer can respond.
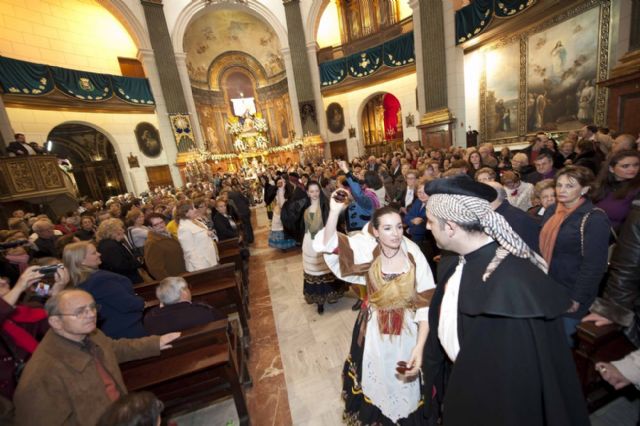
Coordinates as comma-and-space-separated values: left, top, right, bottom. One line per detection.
146, 165, 173, 190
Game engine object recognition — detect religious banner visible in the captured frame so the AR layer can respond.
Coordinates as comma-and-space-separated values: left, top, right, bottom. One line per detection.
348, 46, 383, 78
455, 0, 537, 45
0, 57, 54, 95
169, 114, 197, 153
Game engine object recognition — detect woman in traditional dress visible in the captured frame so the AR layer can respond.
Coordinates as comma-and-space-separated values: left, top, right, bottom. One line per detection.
302, 181, 345, 314
313, 192, 435, 425
268, 175, 297, 250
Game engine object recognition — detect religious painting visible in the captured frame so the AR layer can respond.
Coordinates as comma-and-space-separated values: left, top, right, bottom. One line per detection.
526, 6, 600, 133
484, 41, 520, 140
478, 0, 610, 143
134, 122, 162, 158
326, 102, 345, 134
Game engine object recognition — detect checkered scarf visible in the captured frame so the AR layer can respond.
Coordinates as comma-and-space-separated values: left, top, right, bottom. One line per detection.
427, 194, 547, 280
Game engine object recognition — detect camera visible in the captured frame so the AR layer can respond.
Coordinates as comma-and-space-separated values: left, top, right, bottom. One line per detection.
37, 264, 63, 277
333, 190, 349, 204
0, 239, 28, 250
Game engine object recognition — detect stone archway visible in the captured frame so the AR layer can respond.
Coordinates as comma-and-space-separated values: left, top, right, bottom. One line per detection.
359, 92, 404, 156
47, 123, 127, 201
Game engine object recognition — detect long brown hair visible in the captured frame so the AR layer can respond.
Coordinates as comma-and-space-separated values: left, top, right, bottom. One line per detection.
592, 150, 640, 201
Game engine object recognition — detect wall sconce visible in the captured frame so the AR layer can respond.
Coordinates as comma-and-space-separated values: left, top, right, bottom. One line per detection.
348, 126, 356, 138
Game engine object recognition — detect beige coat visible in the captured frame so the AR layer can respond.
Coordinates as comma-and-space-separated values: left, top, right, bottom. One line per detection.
13, 329, 160, 426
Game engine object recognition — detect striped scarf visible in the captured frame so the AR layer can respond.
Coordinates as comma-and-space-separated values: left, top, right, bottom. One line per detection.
427, 194, 547, 280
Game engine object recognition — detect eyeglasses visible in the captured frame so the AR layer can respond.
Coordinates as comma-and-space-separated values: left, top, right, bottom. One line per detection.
150, 221, 165, 228
54, 303, 100, 318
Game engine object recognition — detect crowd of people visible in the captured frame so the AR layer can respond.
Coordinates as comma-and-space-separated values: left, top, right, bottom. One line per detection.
0, 124, 639, 424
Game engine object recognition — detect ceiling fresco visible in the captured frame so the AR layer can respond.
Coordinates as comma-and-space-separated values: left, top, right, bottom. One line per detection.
184, 10, 285, 84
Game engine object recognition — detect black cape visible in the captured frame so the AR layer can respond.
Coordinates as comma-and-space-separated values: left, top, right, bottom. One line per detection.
422, 242, 589, 426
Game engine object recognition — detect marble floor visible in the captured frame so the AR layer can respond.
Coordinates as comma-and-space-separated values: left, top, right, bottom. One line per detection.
173, 206, 638, 426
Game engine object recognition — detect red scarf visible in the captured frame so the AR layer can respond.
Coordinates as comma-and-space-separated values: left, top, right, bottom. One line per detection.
2, 305, 47, 353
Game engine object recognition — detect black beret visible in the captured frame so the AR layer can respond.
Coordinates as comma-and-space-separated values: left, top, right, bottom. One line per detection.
424, 174, 497, 202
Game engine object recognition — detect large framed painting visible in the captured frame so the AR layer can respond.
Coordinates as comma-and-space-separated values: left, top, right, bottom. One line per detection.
479, 0, 610, 143
526, 6, 600, 133
134, 122, 162, 158
482, 41, 521, 140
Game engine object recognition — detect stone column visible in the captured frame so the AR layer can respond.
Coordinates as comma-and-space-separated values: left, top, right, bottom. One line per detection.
174, 51, 205, 146
412, 0, 456, 147
630, 0, 640, 51
283, 0, 320, 136
140, 0, 200, 152
138, 48, 183, 186
0, 96, 14, 154
281, 47, 303, 137
306, 40, 329, 140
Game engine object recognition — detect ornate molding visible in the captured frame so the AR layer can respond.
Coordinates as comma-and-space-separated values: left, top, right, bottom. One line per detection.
419, 107, 454, 126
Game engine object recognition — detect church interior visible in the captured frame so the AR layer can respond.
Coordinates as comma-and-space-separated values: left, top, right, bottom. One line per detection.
0, 0, 640, 425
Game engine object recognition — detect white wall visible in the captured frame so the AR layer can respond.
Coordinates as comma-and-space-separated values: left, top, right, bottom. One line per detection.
322, 73, 419, 159
6, 108, 168, 195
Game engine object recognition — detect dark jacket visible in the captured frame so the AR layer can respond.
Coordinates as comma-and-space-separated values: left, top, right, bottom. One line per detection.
404, 199, 427, 241
97, 238, 142, 284
495, 201, 541, 253
143, 301, 224, 335
590, 199, 640, 346
212, 211, 240, 241
6, 142, 32, 156
79, 270, 147, 339
228, 191, 250, 217
143, 231, 186, 281
33, 236, 59, 258
542, 200, 611, 318
573, 150, 603, 175
74, 228, 95, 241
524, 168, 557, 185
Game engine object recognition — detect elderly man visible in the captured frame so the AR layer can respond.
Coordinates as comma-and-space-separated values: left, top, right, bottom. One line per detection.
31, 218, 60, 258
143, 276, 224, 335
421, 175, 588, 426
143, 213, 186, 280
611, 133, 637, 153
13, 289, 179, 426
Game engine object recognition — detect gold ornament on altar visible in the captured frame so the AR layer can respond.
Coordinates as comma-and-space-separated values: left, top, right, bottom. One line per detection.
226, 112, 270, 154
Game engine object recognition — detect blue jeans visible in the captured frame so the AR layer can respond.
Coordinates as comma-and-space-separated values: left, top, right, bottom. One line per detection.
563, 317, 581, 348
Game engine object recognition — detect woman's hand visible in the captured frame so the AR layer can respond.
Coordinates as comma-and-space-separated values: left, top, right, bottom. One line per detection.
15, 266, 44, 292
329, 189, 350, 213
410, 217, 424, 225
567, 300, 580, 313
403, 345, 423, 378
582, 312, 613, 327
50, 267, 70, 297
596, 362, 630, 390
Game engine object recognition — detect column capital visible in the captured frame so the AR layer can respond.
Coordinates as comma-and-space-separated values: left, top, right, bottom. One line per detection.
174, 51, 187, 62
137, 48, 155, 62
408, 0, 420, 11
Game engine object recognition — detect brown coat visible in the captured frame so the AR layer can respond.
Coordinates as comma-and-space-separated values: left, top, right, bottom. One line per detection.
143, 231, 187, 280
13, 329, 160, 426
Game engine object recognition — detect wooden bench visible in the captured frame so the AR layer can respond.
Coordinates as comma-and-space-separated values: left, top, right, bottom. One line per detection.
120, 320, 250, 425
134, 263, 250, 343
218, 237, 250, 308
574, 321, 636, 412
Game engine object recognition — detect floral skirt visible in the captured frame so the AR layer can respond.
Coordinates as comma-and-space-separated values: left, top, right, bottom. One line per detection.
303, 272, 346, 305
343, 309, 425, 426
268, 230, 297, 250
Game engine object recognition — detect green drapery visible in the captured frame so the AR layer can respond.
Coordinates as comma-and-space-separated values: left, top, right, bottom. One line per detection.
50, 66, 111, 100
0, 56, 54, 95
112, 76, 155, 105
0, 56, 155, 105
383, 32, 415, 67
456, 0, 536, 45
319, 32, 415, 87
348, 45, 383, 78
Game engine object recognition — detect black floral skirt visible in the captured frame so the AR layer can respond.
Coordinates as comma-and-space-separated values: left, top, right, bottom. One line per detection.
342, 309, 426, 426
303, 272, 346, 305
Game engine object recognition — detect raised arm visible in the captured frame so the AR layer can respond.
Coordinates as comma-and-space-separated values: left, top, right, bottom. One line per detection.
323, 189, 349, 246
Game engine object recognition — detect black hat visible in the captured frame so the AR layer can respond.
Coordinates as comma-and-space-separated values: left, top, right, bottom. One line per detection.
424, 174, 497, 202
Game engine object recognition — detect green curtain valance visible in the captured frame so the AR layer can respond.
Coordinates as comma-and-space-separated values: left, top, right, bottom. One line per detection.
319, 32, 415, 87
0, 56, 155, 105
0, 57, 54, 95
348, 46, 383, 78
456, 0, 536, 45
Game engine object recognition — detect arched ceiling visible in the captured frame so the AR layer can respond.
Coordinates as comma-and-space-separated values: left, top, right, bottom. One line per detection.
184, 9, 284, 84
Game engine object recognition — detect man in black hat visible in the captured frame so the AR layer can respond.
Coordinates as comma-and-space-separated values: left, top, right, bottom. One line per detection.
421, 174, 588, 426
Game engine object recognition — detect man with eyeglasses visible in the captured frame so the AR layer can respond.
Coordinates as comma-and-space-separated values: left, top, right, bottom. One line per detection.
13, 289, 180, 426
143, 213, 187, 281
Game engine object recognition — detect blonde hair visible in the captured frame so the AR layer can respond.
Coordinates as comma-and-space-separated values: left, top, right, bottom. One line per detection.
63, 241, 96, 286
95, 218, 124, 242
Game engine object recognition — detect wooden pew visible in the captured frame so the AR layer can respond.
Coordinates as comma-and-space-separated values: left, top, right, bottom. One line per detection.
218, 237, 250, 308
120, 320, 250, 425
134, 263, 250, 342
574, 321, 636, 412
